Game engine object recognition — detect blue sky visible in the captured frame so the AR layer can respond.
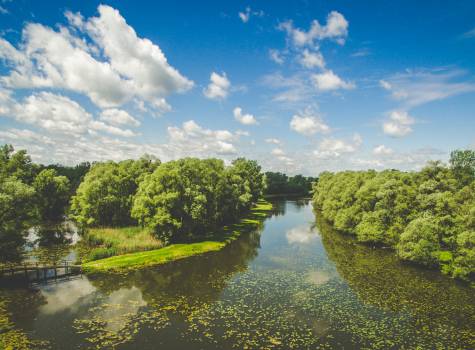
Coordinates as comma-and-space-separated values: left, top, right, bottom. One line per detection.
0, 0, 474, 175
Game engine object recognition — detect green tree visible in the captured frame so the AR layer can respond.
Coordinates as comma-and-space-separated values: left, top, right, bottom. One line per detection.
449, 149, 475, 186
33, 169, 70, 222
71, 158, 160, 226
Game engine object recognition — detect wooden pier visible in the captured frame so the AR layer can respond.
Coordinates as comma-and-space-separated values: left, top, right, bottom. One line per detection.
0, 260, 83, 287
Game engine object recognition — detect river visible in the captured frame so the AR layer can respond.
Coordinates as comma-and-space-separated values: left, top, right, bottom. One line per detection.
1, 199, 474, 349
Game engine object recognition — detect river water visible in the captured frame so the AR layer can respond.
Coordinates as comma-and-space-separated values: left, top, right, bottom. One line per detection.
1, 199, 474, 349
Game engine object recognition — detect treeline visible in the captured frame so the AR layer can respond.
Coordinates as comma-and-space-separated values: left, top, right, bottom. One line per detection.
71, 157, 265, 244
313, 150, 475, 282
1, 144, 266, 259
265, 172, 316, 196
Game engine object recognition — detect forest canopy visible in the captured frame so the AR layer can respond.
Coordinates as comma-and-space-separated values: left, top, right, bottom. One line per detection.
312, 149, 475, 281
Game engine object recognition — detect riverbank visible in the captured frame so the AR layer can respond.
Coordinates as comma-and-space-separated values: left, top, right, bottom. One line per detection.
82, 200, 272, 273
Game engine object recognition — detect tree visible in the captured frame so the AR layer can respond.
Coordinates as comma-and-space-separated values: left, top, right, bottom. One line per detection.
132, 158, 266, 244
396, 215, 442, 266
449, 149, 475, 186
71, 158, 160, 226
33, 169, 70, 222
0, 177, 36, 262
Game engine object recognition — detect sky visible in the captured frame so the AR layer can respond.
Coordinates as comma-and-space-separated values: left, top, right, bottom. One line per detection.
0, 0, 474, 175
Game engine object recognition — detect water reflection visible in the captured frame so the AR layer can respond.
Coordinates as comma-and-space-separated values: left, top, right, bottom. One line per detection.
89, 228, 262, 303
39, 279, 96, 315
25, 222, 79, 264
316, 213, 475, 341
286, 225, 319, 244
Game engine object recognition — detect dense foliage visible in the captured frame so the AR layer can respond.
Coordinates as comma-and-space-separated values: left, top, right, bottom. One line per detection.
313, 150, 475, 281
132, 158, 265, 243
265, 172, 316, 196
0, 145, 70, 260
70, 157, 160, 227
33, 169, 70, 221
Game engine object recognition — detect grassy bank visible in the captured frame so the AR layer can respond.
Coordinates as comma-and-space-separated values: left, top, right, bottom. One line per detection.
82, 200, 272, 273
82, 226, 163, 262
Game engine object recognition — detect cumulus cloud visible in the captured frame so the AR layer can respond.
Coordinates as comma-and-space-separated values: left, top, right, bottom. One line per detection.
233, 107, 258, 125
299, 49, 325, 69
290, 109, 330, 136
0, 5, 193, 112
167, 120, 241, 156
373, 144, 393, 155
99, 108, 140, 127
313, 134, 362, 159
0, 91, 137, 138
312, 70, 355, 91
203, 72, 230, 100
278, 11, 348, 47
382, 111, 415, 137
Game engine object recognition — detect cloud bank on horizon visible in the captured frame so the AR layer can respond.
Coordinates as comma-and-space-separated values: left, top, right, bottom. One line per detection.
0, 1, 474, 175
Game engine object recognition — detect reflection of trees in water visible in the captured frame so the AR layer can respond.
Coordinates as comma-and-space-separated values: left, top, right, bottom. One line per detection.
89, 227, 263, 304
316, 213, 475, 330
25, 222, 78, 265
270, 200, 286, 217
293, 198, 310, 209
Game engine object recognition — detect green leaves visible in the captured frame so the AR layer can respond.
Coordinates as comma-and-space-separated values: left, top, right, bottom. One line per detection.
313, 160, 475, 282
131, 158, 266, 243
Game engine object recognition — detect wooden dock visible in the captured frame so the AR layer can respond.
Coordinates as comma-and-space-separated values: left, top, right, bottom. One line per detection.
0, 260, 83, 287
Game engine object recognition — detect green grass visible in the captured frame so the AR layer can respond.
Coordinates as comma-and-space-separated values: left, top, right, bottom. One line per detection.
82, 200, 272, 273
83, 226, 163, 262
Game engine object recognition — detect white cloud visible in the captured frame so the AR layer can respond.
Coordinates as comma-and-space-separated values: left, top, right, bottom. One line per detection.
0, 5, 193, 112
89, 120, 138, 137
233, 107, 258, 125
99, 109, 140, 127
373, 144, 393, 155
238, 7, 251, 23
278, 11, 348, 47
290, 109, 330, 136
271, 148, 285, 156
382, 111, 415, 137
299, 49, 325, 69
203, 72, 230, 100
314, 134, 362, 159
265, 138, 281, 145
269, 49, 284, 64
238, 7, 264, 23
0, 91, 137, 138
380, 68, 475, 108
312, 70, 355, 91
167, 120, 240, 155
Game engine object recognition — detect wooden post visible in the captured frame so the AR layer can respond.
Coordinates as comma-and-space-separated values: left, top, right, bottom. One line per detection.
36, 263, 39, 282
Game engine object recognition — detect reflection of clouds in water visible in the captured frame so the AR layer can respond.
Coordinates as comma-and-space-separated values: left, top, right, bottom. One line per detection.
306, 270, 331, 286
39, 278, 96, 314
286, 225, 319, 244
100, 287, 147, 332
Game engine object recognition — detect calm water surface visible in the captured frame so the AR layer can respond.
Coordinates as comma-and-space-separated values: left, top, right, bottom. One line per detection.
2, 199, 474, 349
